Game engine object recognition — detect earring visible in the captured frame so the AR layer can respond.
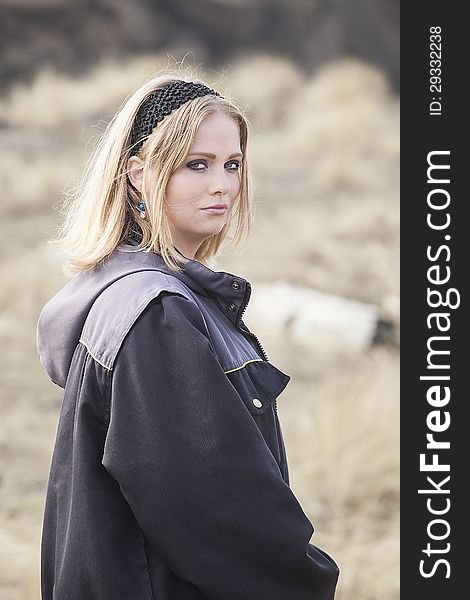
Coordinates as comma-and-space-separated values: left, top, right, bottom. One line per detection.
138, 202, 146, 218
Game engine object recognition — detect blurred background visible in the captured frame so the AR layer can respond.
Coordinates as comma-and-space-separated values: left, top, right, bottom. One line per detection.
0, 1, 399, 598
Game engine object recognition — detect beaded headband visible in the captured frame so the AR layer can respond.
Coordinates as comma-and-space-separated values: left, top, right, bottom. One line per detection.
130, 81, 222, 153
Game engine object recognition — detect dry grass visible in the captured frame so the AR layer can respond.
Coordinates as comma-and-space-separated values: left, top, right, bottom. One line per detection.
0, 53, 399, 599
281, 347, 399, 599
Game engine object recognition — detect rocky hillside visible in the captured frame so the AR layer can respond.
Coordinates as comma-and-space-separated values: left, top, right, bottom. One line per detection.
0, 0, 399, 93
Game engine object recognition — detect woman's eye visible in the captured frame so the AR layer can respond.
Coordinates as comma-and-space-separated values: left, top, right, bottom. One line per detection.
187, 160, 206, 170
225, 161, 241, 171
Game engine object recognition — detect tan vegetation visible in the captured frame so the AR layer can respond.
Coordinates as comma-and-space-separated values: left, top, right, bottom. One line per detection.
0, 54, 399, 599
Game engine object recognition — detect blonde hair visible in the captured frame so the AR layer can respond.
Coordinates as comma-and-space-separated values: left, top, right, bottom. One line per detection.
53, 69, 254, 275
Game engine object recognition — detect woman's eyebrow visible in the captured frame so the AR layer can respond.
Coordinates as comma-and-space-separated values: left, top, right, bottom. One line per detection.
187, 151, 243, 159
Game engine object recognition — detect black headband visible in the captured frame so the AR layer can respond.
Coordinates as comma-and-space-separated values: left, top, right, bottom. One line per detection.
130, 81, 222, 153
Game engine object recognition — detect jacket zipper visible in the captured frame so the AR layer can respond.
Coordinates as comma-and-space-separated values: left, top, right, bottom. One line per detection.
235, 282, 285, 475
235, 282, 270, 362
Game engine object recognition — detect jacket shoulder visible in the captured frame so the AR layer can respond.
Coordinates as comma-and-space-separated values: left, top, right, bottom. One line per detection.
79, 270, 196, 371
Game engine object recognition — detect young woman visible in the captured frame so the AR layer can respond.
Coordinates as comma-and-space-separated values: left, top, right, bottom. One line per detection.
37, 72, 339, 599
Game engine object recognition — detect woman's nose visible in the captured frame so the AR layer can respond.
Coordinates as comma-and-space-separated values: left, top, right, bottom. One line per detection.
209, 168, 231, 195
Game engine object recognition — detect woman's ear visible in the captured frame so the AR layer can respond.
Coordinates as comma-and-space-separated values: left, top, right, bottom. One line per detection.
127, 155, 144, 192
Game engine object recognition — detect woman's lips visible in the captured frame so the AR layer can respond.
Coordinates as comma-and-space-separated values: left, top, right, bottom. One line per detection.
201, 205, 228, 215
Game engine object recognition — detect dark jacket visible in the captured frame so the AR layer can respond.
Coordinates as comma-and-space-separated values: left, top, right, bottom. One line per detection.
37, 241, 339, 600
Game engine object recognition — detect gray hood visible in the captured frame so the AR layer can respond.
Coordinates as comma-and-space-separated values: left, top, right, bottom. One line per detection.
37, 243, 250, 388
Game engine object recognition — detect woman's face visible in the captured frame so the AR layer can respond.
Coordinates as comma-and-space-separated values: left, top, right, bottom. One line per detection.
164, 111, 242, 259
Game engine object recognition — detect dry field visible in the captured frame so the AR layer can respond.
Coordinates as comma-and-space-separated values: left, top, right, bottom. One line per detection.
0, 54, 399, 599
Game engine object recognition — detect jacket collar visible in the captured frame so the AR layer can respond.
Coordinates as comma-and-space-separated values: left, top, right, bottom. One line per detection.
122, 240, 250, 325
37, 240, 251, 388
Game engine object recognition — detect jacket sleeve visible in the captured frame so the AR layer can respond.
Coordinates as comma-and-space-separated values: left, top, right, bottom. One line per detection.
102, 293, 339, 600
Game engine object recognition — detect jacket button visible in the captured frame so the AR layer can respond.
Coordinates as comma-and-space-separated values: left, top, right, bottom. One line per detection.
231, 280, 240, 290
229, 303, 236, 311
252, 398, 262, 408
